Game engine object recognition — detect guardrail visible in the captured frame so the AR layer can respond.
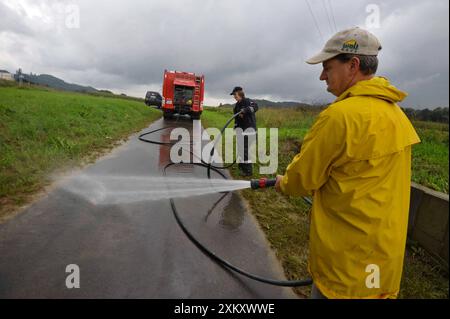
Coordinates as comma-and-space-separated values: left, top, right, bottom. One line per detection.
408, 183, 449, 268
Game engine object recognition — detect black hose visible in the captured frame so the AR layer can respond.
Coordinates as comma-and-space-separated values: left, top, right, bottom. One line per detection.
138, 113, 313, 287
139, 126, 236, 170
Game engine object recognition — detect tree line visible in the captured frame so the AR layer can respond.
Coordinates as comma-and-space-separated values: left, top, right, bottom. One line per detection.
402, 107, 449, 124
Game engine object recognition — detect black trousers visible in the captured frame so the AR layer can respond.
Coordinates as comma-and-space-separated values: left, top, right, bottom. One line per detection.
236, 130, 257, 161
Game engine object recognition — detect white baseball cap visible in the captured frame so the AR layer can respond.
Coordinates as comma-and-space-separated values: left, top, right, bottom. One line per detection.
306, 27, 382, 64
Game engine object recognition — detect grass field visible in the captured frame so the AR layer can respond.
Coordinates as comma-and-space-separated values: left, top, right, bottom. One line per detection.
411, 121, 449, 193
0, 84, 161, 220
201, 106, 449, 299
203, 106, 449, 193
0, 82, 447, 298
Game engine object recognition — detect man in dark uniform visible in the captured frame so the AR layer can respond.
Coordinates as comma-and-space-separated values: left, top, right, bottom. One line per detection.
230, 86, 258, 176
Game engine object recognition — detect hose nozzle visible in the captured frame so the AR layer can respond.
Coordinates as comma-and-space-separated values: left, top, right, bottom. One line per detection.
250, 178, 277, 190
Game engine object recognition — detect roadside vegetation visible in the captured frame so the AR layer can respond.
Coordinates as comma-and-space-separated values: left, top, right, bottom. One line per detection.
411, 120, 449, 193
0, 82, 160, 221
202, 105, 449, 299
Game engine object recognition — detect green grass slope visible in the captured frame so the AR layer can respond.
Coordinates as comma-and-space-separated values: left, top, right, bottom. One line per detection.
0, 85, 161, 219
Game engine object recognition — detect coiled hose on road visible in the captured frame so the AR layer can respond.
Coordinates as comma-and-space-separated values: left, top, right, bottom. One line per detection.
138, 112, 313, 287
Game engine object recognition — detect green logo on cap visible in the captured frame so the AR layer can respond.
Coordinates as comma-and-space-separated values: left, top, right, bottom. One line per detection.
342, 40, 359, 52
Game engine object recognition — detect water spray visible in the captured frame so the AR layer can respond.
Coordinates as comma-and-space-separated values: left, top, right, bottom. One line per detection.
139, 113, 313, 287
64, 175, 280, 205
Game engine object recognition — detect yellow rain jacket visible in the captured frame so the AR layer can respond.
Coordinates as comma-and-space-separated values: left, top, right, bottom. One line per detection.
280, 77, 421, 299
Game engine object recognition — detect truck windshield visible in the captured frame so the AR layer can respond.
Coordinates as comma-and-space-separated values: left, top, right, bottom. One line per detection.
174, 85, 194, 105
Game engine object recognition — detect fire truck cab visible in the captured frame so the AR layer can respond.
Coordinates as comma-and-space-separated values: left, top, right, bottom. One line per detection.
162, 70, 205, 120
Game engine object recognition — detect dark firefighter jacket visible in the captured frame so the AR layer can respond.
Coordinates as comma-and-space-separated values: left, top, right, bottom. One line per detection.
233, 98, 259, 130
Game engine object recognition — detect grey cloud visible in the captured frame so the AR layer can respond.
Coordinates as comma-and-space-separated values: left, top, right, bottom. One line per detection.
0, 0, 448, 108
0, 1, 34, 35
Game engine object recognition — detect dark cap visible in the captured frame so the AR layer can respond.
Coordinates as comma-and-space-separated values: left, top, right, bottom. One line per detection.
230, 86, 243, 95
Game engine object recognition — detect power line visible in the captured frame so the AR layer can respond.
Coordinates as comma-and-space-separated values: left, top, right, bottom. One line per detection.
327, 0, 338, 32
321, 0, 334, 34
304, 0, 324, 41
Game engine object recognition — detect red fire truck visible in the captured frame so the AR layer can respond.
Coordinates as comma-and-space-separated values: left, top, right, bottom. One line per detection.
161, 70, 205, 120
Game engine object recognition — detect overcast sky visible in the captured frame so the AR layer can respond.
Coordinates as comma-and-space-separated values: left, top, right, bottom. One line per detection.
1, 0, 448, 108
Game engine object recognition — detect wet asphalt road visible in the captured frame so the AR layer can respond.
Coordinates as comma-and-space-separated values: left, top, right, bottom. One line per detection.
0, 117, 296, 298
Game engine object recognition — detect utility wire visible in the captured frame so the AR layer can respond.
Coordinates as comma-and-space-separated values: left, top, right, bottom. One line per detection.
327, 0, 338, 32
321, 0, 334, 34
304, 0, 324, 41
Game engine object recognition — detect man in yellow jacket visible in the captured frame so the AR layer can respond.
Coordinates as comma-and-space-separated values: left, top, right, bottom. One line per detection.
275, 27, 421, 299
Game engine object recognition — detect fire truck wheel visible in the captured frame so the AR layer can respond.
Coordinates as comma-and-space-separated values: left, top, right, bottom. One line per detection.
163, 112, 174, 120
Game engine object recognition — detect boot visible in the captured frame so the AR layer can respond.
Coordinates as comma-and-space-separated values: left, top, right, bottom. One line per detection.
242, 163, 253, 177
238, 163, 247, 177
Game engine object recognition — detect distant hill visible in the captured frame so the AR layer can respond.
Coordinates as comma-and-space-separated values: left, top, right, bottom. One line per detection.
252, 99, 312, 108
219, 99, 328, 110
17, 73, 98, 93
217, 99, 449, 124
4, 71, 145, 102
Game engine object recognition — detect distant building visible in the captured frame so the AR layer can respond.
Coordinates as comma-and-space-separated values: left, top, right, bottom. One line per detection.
0, 70, 14, 81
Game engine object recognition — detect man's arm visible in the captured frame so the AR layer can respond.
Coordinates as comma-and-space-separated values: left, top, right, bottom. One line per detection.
277, 109, 346, 197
